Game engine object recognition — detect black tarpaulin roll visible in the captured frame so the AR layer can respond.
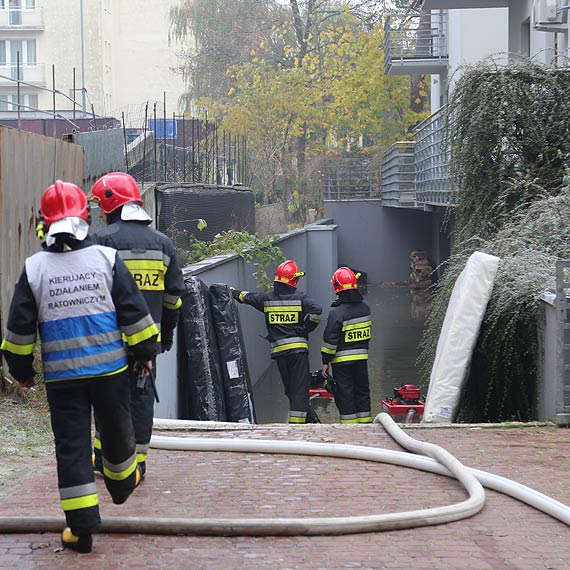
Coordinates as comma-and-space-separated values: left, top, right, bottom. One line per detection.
209, 284, 256, 424
178, 275, 226, 421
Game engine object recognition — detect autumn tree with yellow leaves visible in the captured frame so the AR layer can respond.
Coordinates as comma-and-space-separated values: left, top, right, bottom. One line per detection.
171, 0, 428, 221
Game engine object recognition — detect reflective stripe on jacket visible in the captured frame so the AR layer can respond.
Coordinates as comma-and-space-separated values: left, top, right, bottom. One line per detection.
1, 242, 159, 383
321, 301, 371, 365
93, 220, 185, 337
237, 288, 322, 358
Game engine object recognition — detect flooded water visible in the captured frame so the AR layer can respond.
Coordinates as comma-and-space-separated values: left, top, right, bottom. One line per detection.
252, 284, 429, 424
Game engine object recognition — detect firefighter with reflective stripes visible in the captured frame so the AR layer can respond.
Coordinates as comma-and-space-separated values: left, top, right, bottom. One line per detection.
0, 181, 159, 553
232, 260, 322, 423
89, 172, 185, 479
321, 267, 372, 424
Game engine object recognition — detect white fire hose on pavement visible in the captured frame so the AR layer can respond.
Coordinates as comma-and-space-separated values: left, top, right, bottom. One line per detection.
0, 413, 568, 536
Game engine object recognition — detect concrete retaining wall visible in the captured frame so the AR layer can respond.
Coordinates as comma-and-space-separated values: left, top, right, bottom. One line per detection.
324, 199, 434, 284
154, 221, 338, 419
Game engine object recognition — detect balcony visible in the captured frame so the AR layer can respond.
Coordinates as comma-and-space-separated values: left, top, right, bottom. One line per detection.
413, 106, 454, 207
0, 63, 45, 86
384, 12, 448, 75
421, 0, 508, 8
0, 8, 44, 29
380, 107, 455, 210
381, 142, 417, 208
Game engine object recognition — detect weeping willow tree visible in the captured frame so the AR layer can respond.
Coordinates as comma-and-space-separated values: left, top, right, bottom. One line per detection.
418, 58, 570, 422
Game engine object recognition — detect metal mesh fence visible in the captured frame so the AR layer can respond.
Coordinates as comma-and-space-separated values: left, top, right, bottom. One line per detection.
156, 184, 255, 250
323, 156, 382, 201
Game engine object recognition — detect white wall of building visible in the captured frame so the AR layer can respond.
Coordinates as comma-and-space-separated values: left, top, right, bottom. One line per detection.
111, 0, 186, 115
36, 0, 103, 113
431, 2, 568, 111
447, 8, 509, 92
0, 0, 187, 117
508, 0, 560, 65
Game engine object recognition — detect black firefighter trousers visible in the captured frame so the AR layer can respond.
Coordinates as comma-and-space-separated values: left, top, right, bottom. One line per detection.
276, 352, 310, 423
331, 360, 372, 424
94, 357, 155, 473
46, 370, 137, 536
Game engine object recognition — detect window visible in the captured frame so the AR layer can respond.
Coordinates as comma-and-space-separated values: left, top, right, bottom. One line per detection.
6, 1, 35, 25
26, 38, 35, 64
0, 39, 36, 65
0, 93, 39, 111
0, 40, 37, 81
8, 0, 34, 8
10, 39, 22, 62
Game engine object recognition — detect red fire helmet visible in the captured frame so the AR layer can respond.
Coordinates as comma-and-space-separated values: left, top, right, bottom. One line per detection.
274, 260, 305, 288
40, 181, 89, 227
89, 172, 142, 214
331, 266, 359, 294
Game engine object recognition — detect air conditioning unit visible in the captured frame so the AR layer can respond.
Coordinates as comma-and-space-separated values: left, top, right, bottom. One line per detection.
532, 0, 566, 31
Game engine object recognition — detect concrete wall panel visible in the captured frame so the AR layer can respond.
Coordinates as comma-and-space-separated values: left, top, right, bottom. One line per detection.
154, 222, 338, 419
324, 200, 434, 284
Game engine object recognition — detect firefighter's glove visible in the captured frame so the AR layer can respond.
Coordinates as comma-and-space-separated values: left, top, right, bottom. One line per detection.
231, 288, 242, 302
161, 329, 174, 353
323, 376, 337, 395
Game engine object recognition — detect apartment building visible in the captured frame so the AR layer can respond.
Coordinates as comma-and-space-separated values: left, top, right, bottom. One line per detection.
425, 0, 567, 110
0, 0, 186, 117
381, 0, 570, 210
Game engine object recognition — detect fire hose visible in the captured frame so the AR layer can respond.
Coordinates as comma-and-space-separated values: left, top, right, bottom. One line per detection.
0, 413, 569, 536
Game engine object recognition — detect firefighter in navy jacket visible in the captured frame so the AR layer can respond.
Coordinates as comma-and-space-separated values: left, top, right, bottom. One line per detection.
0, 181, 159, 553
321, 267, 372, 424
232, 260, 322, 423
89, 172, 185, 478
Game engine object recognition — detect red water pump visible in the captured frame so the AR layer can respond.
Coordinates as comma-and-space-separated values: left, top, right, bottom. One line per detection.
393, 384, 422, 404
382, 384, 425, 423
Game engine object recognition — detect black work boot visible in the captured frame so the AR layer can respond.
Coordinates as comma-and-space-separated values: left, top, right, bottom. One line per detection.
137, 461, 146, 481
112, 465, 143, 505
61, 527, 93, 553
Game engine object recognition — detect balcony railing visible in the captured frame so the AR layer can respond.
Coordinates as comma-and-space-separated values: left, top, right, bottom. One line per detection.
381, 141, 417, 208
323, 156, 381, 201
380, 106, 455, 210
413, 105, 454, 207
384, 11, 448, 75
0, 63, 45, 86
0, 8, 44, 29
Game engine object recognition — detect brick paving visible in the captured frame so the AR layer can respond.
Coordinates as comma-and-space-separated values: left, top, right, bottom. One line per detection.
1, 423, 570, 569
